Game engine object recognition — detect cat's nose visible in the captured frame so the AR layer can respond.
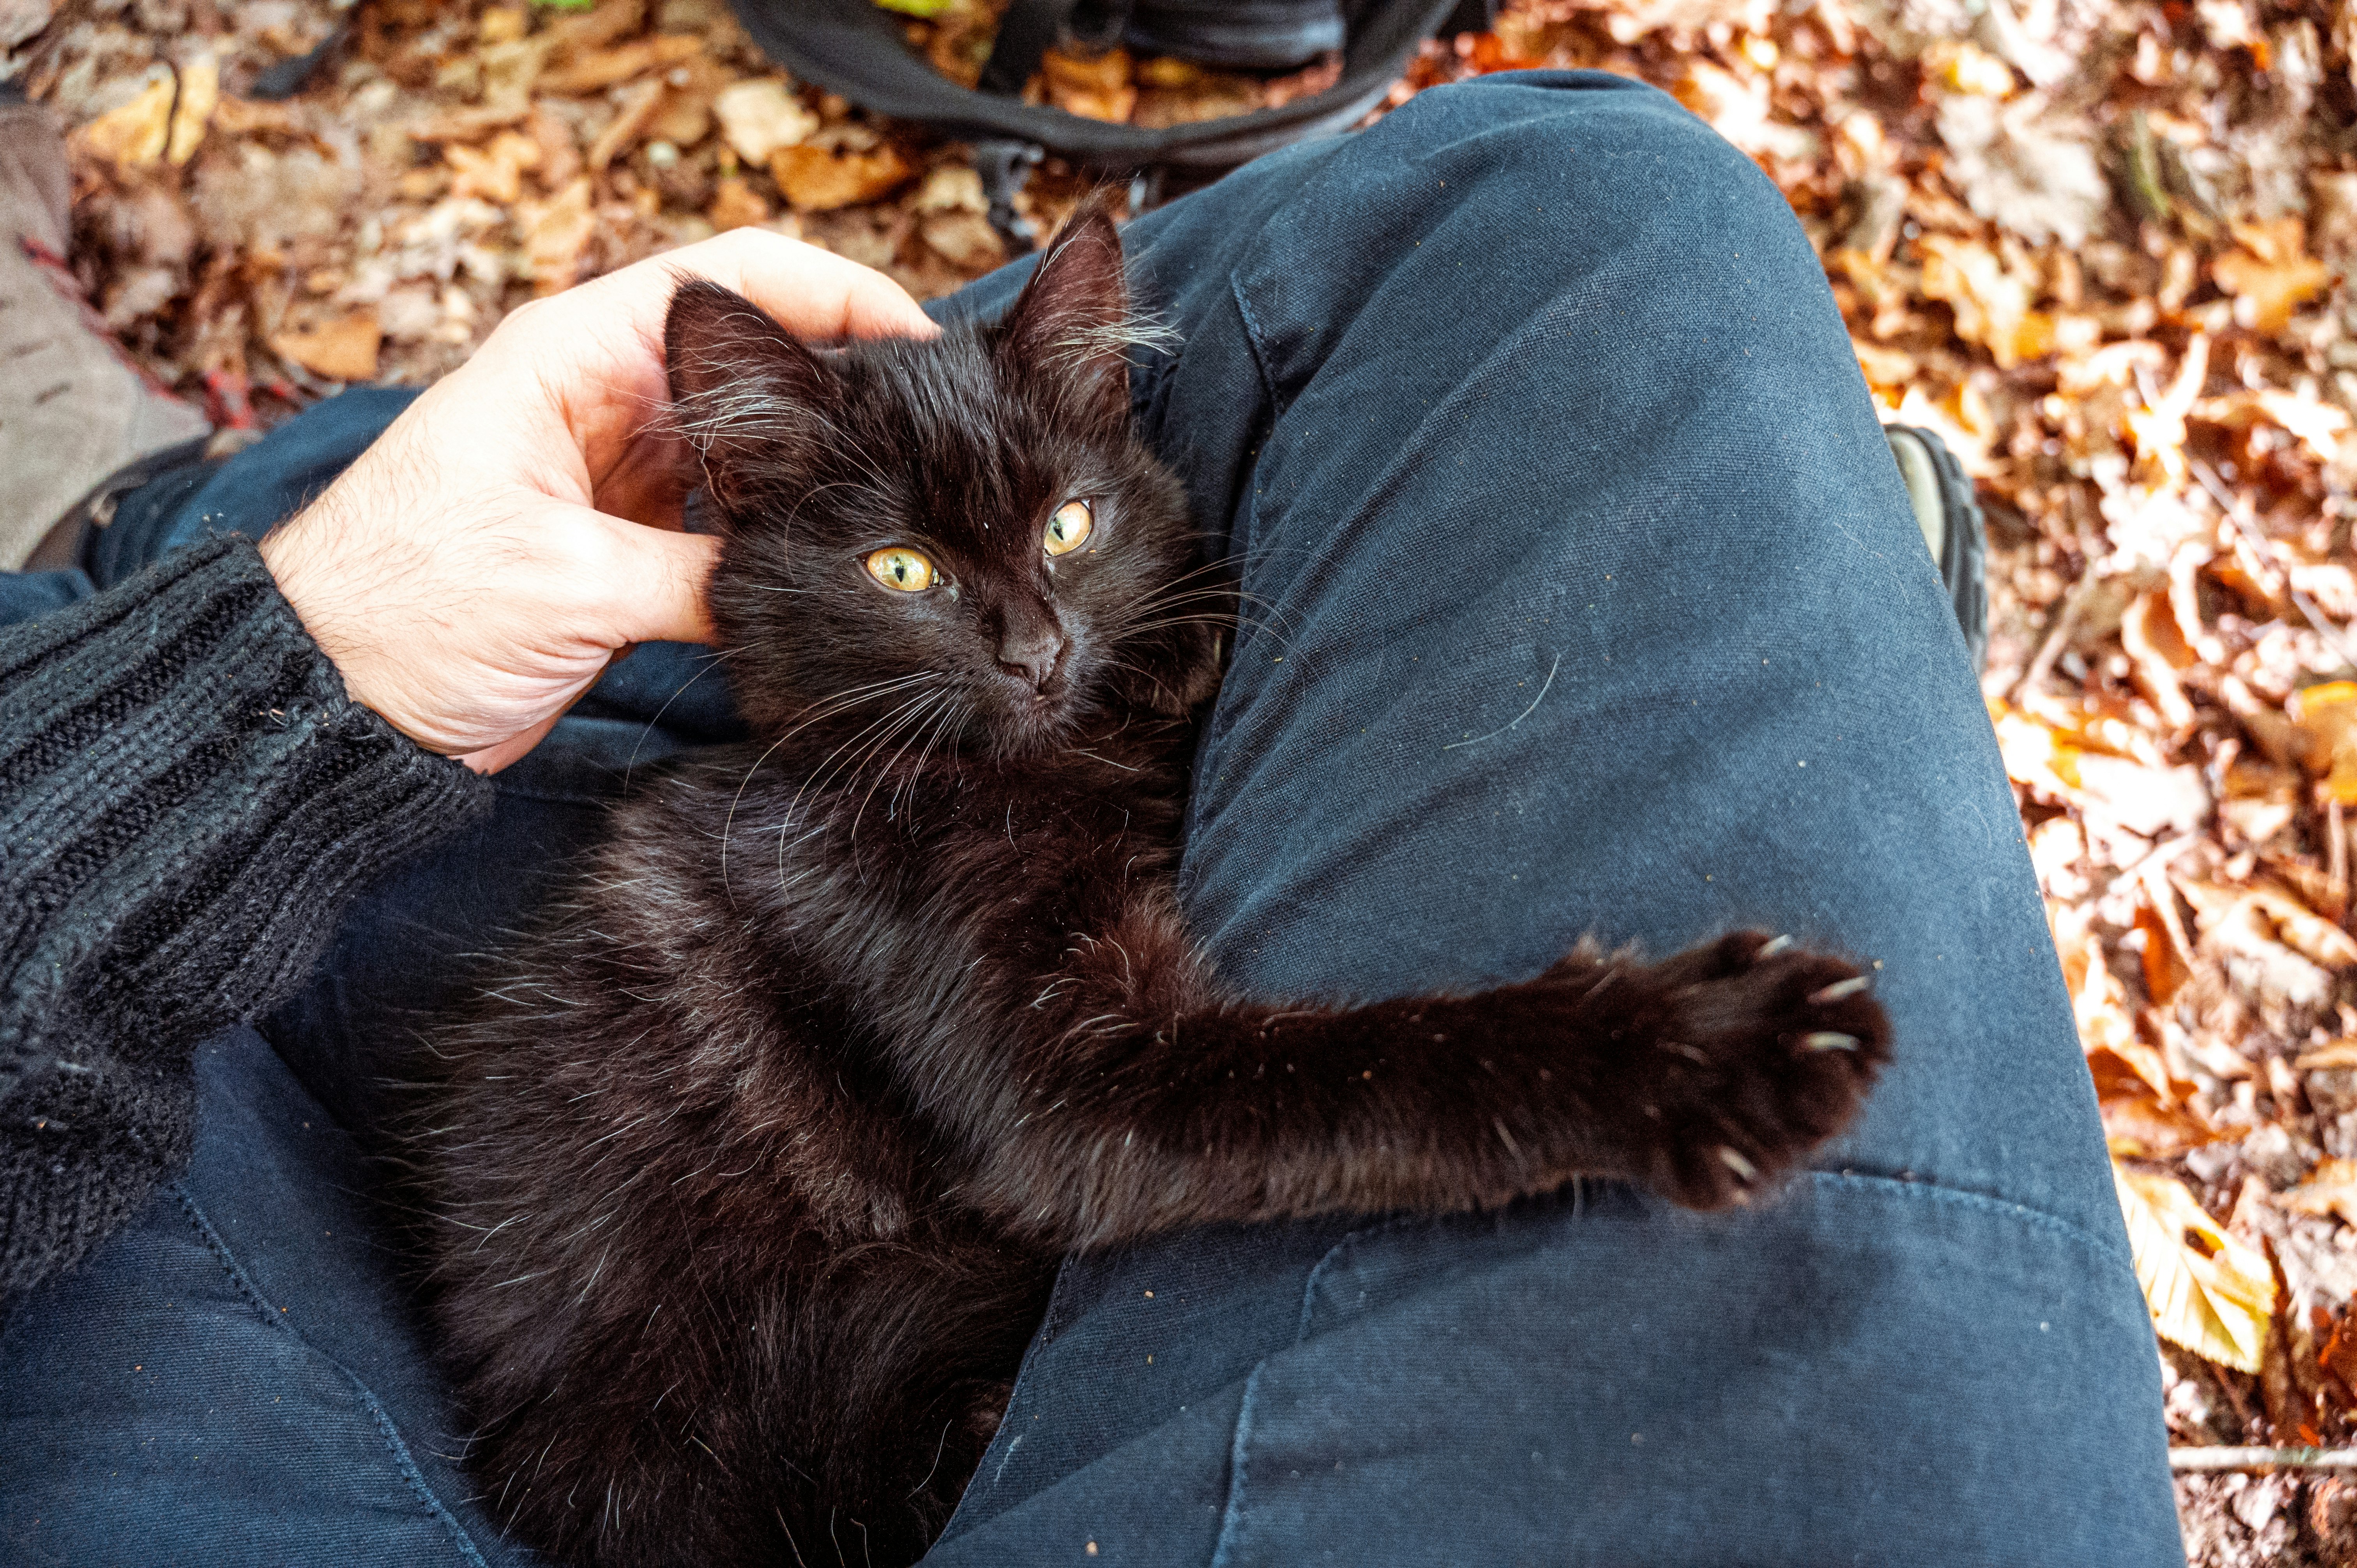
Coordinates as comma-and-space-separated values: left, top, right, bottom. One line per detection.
997, 608, 1065, 691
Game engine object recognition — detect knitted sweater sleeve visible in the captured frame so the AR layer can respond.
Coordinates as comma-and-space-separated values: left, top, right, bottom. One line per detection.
0, 535, 490, 1297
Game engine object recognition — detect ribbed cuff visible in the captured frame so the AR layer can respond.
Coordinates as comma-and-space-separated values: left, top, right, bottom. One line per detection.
0, 535, 490, 1296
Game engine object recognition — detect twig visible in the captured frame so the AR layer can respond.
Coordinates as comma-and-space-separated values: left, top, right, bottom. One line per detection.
2013, 571, 2100, 699
2189, 459, 2357, 676
2104, 832, 2198, 897
2170, 1446, 2357, 1472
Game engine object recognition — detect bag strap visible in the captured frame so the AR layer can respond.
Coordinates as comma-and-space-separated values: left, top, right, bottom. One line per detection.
977, 0, 1080, 96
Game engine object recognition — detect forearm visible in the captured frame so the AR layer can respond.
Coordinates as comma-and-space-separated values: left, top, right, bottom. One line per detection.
0, 537, 489, 1296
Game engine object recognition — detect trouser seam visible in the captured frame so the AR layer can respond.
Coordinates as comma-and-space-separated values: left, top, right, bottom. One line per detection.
170, 1179, 492, 1568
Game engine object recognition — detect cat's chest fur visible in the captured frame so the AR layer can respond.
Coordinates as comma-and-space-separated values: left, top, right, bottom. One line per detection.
568, 721, 1196, 1235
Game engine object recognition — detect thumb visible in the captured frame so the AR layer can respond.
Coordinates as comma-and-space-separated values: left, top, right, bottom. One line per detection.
585, 514, 724, 646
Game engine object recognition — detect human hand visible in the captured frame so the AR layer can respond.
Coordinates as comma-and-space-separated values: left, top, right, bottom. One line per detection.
257, 229, 937, 773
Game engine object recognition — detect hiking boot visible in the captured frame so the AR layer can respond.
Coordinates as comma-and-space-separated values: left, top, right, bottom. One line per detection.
1885, 423, 1988, 672
0, 90, 209, 570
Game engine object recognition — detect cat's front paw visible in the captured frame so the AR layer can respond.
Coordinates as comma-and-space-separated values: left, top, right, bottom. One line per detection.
1602, 930, 1892, 1210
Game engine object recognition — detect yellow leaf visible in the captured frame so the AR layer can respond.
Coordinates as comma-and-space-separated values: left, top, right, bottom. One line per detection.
2295, 1039, 2357, 1069
2115, 1165, 2274, 1372
166, 54, 217, 166
76, 74, 175, 168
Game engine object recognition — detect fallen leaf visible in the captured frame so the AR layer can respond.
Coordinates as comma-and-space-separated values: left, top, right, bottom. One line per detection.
270, 308, 381, 381
1935, 94, 2109, 247
2103, 1091, 2227, 1158
538, 34, 702, 95
771, 141, 912, 213
1922, 37, 2015, 95
446, 130, 541, 204
1918, 234, 2051, 368
2121, 590, 2197, 727
2296, 1040, 2357, 1070
2291, 682, 2357, 805
587, 78, 666, 171
703, 175, 770, 232
76, 74, 175, 169
920, 209, 1004, 272
165, 54, 218, 166
517, 176, 596, 295
2117, 1164, 2276, 1372
2213, 218, 2332, 334
647, 54, 734, 147
712, 79, 816, 164
2283, 1157, 2357, 1227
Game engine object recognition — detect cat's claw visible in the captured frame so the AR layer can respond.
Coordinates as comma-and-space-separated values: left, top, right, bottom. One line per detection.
1589, 928, 1892, 1212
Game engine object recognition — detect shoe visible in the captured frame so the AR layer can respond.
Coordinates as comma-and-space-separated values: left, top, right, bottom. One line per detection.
1885, 424, 1988, 672
0, 96, 210, 571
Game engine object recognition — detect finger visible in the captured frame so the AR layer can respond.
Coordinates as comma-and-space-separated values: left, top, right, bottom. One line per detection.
586, 514, 724, 647
523, 228, 936, 359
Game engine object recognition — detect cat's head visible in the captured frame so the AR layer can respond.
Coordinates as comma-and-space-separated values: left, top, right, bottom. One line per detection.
663, 198, 1222, 760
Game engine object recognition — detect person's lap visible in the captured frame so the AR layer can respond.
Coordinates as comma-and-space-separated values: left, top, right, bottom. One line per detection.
0, 72, 2179, 1565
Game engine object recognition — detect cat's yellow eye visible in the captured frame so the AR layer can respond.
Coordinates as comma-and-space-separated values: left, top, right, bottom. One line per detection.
1044, 499, 1093, 556
865, 547, 936, 592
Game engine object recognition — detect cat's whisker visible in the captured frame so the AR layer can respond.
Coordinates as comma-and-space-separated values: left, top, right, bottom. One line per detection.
846, 691, 953, 845
725, 676, 940, 901
783, 690, 946, 849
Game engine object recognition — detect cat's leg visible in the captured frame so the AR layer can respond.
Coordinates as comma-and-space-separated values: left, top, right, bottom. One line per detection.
444, 1227, 1045, 1568
938, 886, 1887, 1247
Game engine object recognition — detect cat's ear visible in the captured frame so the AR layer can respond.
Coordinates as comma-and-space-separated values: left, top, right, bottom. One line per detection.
664, 279, 838, 518
998, 194, 1131, 425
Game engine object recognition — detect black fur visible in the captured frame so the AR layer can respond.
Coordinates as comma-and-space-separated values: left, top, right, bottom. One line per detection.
413, 200, 1892, 1568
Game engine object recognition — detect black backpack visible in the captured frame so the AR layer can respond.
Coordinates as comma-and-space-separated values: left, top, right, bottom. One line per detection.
726, 0, 1488, 173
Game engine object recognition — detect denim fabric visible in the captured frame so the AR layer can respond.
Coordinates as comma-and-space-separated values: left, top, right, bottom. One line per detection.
0, 72, 2180, 1566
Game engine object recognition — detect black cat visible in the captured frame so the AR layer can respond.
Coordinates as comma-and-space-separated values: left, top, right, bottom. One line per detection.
414, 200, 1891, 1568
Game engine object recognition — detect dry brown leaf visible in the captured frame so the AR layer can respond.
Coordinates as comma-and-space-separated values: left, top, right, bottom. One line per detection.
647, 54, 735, 147
271, 308, 381, 381
446, 130, 541, 205
2117, 1164, 2276, 1372
539, 34, 703, 95
2213, 218, 2332, 334
2291, 682, 2357, 804
166, 54, 218, 166
2121, 590, 2196, 728
704, 175, 770, 232
406, 104, 532, 143
713, 79, 816, 164
1933, 94, 2109, 248
2295, 1039, 2357, 1069
2283, 1157, 2357, 1226
2102, 1091, 2227, 1158
772, 142, 913, 213
1917, 234, 2051, 369
517, 176, 596, 295
920, 209, 1004, 272
588, 78, 666, 172
75, 74, 175, 169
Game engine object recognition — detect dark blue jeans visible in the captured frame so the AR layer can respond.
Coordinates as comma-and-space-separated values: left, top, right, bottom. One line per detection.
0, 74, 2180, 1565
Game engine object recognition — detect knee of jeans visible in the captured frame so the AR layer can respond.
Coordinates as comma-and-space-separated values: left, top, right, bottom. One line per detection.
1380, 70, 1821, 293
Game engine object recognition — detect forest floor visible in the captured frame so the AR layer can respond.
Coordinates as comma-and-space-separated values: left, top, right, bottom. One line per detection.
9, 0, 2357, 1559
